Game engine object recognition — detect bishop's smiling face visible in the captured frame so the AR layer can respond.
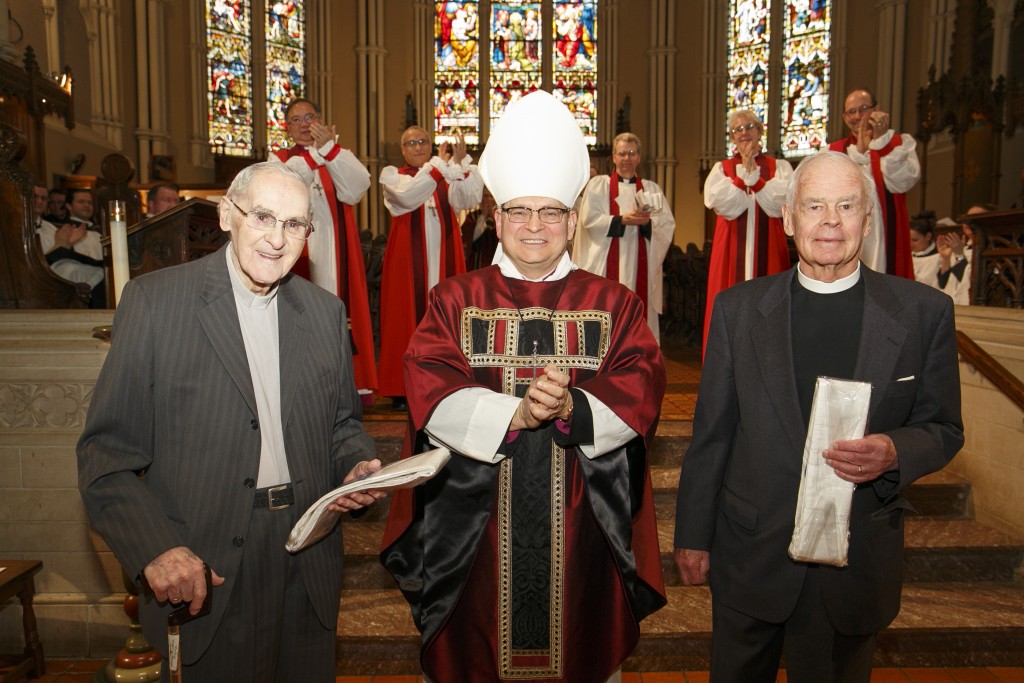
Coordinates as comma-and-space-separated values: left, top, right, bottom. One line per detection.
495, 195, 576, 279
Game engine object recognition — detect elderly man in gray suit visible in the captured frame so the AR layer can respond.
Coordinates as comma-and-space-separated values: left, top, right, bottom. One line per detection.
674, 151, 963, 682
78, 161, 382, 682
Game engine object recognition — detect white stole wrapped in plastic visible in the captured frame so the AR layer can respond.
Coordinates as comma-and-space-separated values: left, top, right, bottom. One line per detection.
788, 377, 872, 567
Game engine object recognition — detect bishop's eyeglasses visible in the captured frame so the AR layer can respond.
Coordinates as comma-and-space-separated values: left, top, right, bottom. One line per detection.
502, 206, 570, 224
224, 197, 315, 240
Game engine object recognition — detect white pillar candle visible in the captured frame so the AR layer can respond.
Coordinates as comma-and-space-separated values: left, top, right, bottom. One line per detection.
108, 200, 129, 305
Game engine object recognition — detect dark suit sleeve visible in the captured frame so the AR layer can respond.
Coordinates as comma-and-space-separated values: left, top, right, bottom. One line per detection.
673, 296, 739, 550
873, 295, 964, 498
77, 280, 188, 578
329, 302, 377, 486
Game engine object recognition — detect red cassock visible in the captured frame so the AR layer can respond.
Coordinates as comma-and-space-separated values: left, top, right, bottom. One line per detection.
272, 145, 378, 390
704, 154, 791, 351
828, 135, 914, 280
377, 164, 467, 397
380, 266, 667, 683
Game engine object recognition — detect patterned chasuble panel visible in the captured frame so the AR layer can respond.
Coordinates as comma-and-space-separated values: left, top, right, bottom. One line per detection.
461, 305, 610, 679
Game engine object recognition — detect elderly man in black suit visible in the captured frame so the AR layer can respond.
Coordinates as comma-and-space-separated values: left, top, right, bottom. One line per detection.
78, 161, 382, 681
674, 150, 964, 683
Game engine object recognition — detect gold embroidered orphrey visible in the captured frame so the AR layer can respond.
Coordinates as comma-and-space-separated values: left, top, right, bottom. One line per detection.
459, 305, 612, 679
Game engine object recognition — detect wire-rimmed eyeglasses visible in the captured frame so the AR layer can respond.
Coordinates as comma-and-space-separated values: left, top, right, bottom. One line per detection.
224, 197, 314, 240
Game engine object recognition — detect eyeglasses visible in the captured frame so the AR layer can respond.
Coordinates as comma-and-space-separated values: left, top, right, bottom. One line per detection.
729, 122, 759, 136
288, 113, 318, 125
614, 149, 639, 158
502, 206, 570, 224
843, 103, 876, 117
224, 197, 314, 240
402, 138, 430, 148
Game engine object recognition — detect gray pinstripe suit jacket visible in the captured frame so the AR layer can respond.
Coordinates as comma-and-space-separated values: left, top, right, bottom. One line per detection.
78, 246, 375, 661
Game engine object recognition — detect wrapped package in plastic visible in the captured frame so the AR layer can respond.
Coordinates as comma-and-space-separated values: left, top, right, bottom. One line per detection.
788, 376, 872, 566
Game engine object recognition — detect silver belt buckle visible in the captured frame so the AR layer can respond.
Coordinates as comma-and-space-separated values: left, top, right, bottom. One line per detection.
267, 483, 289, 511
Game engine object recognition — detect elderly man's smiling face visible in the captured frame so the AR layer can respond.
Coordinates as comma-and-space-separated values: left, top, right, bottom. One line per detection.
221, 170, 309, 295
401, 127, 432, 168
783, 154, 872, 282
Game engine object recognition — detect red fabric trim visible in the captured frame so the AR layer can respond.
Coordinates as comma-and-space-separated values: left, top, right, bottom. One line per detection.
275, 145, 377, 389
378, 163, 467, 396
876, 132, 902, 157
606, 172, 649, 313
704, 155, 790, 355
322, 142, 342, 162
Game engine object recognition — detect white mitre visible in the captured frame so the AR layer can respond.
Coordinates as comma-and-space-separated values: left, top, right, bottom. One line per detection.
478, 90, 590, 208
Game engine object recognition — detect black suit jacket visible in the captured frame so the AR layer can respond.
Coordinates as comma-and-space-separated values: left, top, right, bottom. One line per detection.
674, 266, 964, 634
78, 247, 375, 661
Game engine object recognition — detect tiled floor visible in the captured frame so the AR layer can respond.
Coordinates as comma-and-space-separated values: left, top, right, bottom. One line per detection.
14, 660, 1024, 682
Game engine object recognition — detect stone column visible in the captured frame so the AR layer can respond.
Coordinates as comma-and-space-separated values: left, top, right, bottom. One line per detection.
875, 0, 908, 127
599, 0, 618, 147
648, 0, 678, 201
80, 0, 123, 148
135, 0, 170, 183
356, 0, 387, 235
188, 0, 210, 167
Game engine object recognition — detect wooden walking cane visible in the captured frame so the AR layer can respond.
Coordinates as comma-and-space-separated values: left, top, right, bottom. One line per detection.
167, 565, 212, 682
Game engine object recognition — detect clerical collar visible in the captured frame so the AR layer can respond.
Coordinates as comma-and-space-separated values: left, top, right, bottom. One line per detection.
226, 247, 279, 309
618, 176, 637, 184
796, 262, 861, 294
495, 248, 577, 282
913, 244, 938, 258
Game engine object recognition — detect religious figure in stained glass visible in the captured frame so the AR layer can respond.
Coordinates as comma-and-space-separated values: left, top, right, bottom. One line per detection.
724, 0, 830, 157
265, 0, 306, 152
207, 0, 253, 156
432, 1, 598, 147
552, 1, 597, 144
436, 1, 481, 145
780, 0, 830, 157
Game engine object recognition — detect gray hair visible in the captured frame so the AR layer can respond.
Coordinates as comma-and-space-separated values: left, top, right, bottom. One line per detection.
727, 109, 763, 136
612, 132, 642, 152
222, 162, 313, 222
785, 150, 876, 212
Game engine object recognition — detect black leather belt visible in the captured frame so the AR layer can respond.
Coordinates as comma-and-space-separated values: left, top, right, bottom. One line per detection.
253, 483, 294, 510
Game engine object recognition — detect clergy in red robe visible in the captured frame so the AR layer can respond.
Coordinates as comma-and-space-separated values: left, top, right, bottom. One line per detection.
828, 88, 920, 279
378, 126, 482, 404
380, 91, 666, 683
703, 109, 792, 352
270, 98, 377, 393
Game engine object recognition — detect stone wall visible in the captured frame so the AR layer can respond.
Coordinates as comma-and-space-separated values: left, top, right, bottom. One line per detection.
0, 310, 124, 658
951, 307, 1024, 540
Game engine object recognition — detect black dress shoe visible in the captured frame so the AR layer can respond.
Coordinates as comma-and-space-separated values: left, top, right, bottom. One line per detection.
391, 397, 408, 412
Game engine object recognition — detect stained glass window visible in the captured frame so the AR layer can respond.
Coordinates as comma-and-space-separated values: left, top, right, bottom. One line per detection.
435, 1, 482, 145
724, 0, 831, 158
726, 0, 770, 154
552, 1, 597, 145
780, 1, 830, 157
207, 0, 253, 156
266, 2, 306, 153
433, 1, 598, 147
206, 0, 307, 156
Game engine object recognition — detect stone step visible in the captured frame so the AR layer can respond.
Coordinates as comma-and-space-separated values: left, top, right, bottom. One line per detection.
650, 468, 974, 521
335, 581, 1024, 674
338, 517, 1024, 589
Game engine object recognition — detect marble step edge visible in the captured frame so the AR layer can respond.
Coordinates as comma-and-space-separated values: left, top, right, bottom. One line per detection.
335, 582, 1024, 673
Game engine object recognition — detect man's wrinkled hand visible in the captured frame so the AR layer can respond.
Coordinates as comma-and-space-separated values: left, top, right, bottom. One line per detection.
823, 433, 898, 483
674, 548, 710, 586
144, 546, 224, 616
329, 459, 387, 511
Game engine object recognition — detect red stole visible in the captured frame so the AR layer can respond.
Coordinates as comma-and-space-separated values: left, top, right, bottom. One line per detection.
828, 135, 914, 279
273, 145, 378, 390
378, 164, 467, 397
607, 172, 649, 313
703, 154, 790, 355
